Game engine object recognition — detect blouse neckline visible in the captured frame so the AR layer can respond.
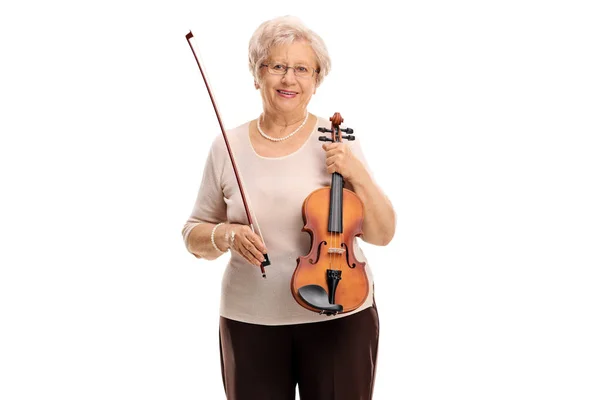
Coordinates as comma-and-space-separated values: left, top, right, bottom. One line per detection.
246, 115, 320, 160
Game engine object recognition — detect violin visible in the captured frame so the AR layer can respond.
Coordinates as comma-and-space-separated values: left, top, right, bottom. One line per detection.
291, 113, 369, 315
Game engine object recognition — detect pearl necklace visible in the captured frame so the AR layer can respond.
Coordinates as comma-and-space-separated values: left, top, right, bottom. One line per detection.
257, 112, 309, 142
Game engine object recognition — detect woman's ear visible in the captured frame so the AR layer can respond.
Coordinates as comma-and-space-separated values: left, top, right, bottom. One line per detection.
254, 81, 260, 90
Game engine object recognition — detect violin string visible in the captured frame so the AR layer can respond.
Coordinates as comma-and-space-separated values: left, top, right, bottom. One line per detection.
335, 179, 339, 272
338, 183, 341, 271
336, 129, 341, 273
330, 161, 336, 276
329, 193, 334, 277
328, 228, 333, 272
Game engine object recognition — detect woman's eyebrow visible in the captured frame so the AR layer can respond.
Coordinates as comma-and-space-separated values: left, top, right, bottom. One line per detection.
270, 59, 311, 65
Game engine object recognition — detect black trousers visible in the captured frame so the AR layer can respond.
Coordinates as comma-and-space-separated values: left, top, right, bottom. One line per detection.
219, 305, 379, 400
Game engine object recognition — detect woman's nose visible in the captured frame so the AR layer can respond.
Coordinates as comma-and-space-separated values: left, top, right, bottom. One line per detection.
281, 67, 297, 83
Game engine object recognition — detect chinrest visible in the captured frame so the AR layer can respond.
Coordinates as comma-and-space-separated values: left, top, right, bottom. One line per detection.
298, 284, 343, 314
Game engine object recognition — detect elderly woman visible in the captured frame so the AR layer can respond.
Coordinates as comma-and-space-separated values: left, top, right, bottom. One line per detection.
182, 15, 395, 400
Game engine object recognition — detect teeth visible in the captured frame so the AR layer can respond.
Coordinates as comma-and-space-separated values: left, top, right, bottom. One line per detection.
279, 90, 295, 95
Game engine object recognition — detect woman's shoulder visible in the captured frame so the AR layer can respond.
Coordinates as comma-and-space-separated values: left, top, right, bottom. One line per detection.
227, 120, 252, 137
209, 120, 252, 153
313, 114, 329, 126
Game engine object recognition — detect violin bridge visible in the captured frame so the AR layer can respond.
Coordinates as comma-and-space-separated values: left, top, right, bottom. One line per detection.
327, 247, 345, 255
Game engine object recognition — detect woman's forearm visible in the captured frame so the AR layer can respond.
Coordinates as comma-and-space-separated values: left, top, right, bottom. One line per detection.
349, 172, 396, 246
186, 223, 230, 259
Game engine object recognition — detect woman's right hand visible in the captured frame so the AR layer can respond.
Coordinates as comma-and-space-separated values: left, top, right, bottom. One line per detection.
221, 223, 267, 267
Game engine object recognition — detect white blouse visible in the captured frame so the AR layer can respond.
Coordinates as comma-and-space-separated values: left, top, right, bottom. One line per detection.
182, 116, 375, 325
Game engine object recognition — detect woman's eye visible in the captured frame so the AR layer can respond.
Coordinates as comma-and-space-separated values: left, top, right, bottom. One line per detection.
295, 66, 308, 72
272, 64, 286, 70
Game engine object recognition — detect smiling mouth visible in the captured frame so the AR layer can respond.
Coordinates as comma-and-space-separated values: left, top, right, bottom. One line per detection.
277, 90, 297, 95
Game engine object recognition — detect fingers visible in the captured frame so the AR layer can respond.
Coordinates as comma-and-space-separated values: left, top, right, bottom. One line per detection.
241, 237, 265, 266
323, 143, 348, 164
322, 143, 344, 157
325, 153, 344, 175
230, 225, 267, 268
322, 142, 342, 151
249, 234, 268, 254
322, 142, 360, 179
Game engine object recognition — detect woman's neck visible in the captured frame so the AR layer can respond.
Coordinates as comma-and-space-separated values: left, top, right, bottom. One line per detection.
260, 110, 308, 134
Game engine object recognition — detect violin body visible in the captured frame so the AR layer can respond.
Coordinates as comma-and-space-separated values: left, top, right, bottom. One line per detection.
291, 113, 369, 315
291, 186, 368, 314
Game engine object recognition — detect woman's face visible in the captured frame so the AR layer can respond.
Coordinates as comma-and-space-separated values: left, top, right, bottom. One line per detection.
258, 40, 318, 117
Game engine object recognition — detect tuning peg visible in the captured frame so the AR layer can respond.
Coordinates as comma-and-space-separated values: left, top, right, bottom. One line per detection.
341, 127, 354, 134
342, 135, 355, 141
318, 127, 333, 133
319, 136, 333, 142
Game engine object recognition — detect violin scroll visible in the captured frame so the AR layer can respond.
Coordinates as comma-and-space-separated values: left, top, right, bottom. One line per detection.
317, 112, 356, 143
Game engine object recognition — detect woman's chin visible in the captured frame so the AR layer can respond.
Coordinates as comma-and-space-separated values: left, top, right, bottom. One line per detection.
273, 102, 304, 114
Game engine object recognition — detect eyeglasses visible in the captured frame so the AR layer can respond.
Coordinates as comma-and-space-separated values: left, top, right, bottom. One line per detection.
260, 62, 319, 78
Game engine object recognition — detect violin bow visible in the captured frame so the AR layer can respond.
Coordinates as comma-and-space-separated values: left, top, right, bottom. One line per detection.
185, 31, 270, 277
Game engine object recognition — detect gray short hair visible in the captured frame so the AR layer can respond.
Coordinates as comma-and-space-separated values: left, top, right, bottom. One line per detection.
248, 15, 331, 88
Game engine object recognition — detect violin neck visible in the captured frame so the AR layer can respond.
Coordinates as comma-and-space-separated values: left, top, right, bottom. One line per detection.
328, 172, 344, 233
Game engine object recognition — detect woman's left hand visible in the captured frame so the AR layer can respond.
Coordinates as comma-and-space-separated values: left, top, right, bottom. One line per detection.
322, 142, 367, 184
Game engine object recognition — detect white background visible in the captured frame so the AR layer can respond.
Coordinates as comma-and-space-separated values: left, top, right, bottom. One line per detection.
1, 1, 599, 399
